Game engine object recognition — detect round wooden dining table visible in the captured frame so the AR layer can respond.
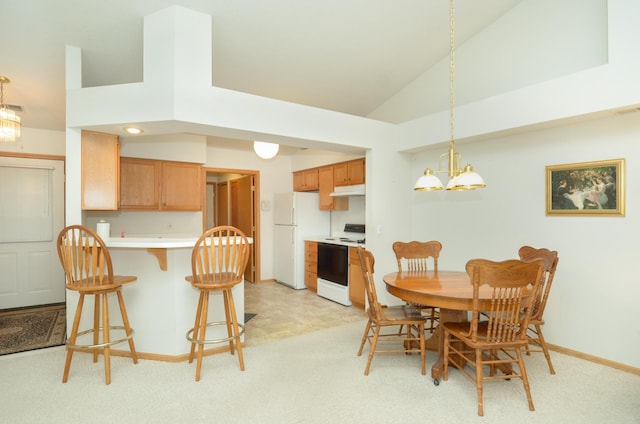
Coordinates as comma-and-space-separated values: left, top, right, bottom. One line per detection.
382, 270, 497, 384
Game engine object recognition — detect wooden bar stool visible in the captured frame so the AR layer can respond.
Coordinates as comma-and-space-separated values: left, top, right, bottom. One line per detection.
185, 226, 250, 381
56, 225, 138, 384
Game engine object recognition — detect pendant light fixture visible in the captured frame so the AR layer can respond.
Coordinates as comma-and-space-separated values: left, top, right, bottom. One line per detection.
0, 76, 21, 143
414, 0, 485, 191
253, 141, 279, 159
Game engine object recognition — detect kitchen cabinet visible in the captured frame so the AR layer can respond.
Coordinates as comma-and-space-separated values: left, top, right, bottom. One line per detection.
349, 247, 366, 309
293, 168, 319, 191
161, 161, 202, 210
120, 157, 160, 210
81, 130, 120, 210
334, 158, 365, 186
120, 157, 202, 211
304, 241, 318, 292
319, 166, 348, 211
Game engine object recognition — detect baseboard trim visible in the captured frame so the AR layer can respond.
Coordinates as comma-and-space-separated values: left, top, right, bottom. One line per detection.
548, 343, 640, 376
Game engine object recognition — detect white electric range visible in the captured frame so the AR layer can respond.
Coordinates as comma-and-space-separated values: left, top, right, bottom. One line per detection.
315, 224, 365, 306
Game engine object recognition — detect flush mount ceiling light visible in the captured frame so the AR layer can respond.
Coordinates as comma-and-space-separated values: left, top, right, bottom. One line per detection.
253, 141, 279, 159
0, 76, 21, 143
124, 126, 143, 134
414, 0, 485, 192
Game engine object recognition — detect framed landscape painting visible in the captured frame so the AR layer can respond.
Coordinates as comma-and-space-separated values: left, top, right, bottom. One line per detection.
546, 158, 625, 216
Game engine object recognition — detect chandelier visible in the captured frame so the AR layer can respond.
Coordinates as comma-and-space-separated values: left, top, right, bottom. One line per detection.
414, 0, 485, 191
0, 76, 21, 143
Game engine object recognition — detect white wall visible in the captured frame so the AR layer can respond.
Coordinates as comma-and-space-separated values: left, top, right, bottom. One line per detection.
0, 127, 65, 156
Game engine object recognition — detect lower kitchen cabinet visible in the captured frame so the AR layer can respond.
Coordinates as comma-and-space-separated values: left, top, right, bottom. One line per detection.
349, 247, 366, 309
304, 241, 318, 292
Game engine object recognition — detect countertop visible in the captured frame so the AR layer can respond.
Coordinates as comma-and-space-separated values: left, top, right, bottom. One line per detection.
104, 236, 253, 249
306, 236, 366, 248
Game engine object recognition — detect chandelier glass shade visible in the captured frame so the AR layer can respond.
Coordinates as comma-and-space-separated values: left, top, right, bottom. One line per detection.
414, 0, 485, 192
0, 76, 21, 143
253, 141, 279, 159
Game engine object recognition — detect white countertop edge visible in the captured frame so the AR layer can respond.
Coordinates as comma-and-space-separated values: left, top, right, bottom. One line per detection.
306, 237, 366, 248
104, 237, 254, 249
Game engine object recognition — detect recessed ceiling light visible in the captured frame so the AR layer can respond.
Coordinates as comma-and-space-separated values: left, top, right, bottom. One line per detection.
124, 127, 143, 134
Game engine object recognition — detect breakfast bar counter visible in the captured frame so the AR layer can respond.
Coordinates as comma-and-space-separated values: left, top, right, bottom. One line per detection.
66, 236, 249, 361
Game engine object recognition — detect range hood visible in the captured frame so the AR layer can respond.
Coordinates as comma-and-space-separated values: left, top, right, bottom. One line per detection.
329, 184, 365, 197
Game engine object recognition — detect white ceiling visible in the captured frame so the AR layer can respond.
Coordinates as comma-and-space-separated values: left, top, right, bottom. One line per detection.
0, 0, 521, 146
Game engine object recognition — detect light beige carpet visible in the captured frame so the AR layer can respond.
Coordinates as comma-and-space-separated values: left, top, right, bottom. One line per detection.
1, 319, 639, 423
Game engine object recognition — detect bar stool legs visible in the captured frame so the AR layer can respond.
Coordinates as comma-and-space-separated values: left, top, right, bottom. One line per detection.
187, 287, 245, 382
63, 289, 137, 385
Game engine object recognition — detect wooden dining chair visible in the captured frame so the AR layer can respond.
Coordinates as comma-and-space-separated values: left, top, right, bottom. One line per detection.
185, 226, 251, 381
518, 245, 559, 374
56, 225, 138, 384
356, 247, 427, 376
443, 258, 545, 416
392, 240, 442, 332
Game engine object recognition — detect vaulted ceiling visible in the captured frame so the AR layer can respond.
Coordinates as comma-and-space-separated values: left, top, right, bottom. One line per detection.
1, 0, 521, 139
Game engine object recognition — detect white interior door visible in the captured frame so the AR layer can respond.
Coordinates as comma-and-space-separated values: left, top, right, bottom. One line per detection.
0, 157, 65, 309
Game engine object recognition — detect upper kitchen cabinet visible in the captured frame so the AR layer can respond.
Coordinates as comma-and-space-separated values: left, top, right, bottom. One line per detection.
120, 157, 160, 210
319, 166, 348, 211
293, 168, 319, 192
160, 161, 202, 211
120, 157, 202, 211
81, 130, 120, 210
334, 158, 365, 186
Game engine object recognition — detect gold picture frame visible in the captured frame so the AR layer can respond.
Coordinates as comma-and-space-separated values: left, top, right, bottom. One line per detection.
546, 158, 625, 216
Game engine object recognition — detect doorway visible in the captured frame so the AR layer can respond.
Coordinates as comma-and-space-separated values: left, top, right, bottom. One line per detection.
203, 167, 261, 283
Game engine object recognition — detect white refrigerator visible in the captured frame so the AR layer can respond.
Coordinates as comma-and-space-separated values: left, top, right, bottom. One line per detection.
273, 192, 330, 289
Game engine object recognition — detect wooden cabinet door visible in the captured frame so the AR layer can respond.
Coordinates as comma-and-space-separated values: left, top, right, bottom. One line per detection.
334, 159, 365, 186
293, 169, 319, 191
81, 130, 120, 210
120, 157, 160, 210
319, 166, 348, 211
347, 158, 365, 185
349, 247, 366, 309
293, 171, 305, 191
161, 161, 202, 210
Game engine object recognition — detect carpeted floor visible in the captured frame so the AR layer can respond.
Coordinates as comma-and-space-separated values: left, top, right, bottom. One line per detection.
0, 304, 66, 355
1, 319, 639, 423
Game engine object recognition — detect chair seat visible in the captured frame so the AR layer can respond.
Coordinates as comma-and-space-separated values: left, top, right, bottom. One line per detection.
186, 273, 241, 290
377, 304, 425, 322
68, 275, 137, 292
444, 321, 529, 349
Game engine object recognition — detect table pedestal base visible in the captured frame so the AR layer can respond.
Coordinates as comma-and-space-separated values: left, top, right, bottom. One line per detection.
427, 309, 467, 382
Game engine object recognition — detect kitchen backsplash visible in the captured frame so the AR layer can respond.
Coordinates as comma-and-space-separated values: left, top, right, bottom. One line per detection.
330, 196, 365, 235
85, 210, 202, 237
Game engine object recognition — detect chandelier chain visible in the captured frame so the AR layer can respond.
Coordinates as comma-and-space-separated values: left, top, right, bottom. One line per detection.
449, 0, 456, 146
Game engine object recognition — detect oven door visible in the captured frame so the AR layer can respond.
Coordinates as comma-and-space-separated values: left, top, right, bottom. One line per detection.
317, 242, 349, 286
